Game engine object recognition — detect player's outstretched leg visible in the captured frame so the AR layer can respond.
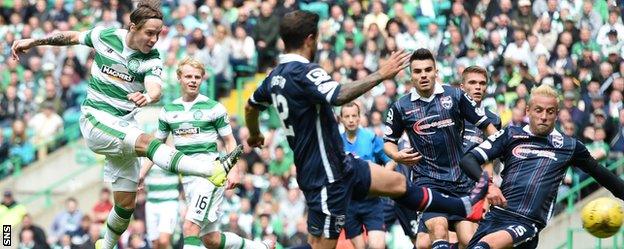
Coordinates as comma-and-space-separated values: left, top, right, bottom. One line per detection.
394, 171, 489, 217
369, 164, 489, 217
142, 136, 242, 186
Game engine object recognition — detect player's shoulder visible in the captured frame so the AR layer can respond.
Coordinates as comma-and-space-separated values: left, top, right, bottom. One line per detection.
357, 128, 376, 139
194, 95, 224, 110
162, 98, 185, 112
394, 92, 413, 107
485, 108, 502, 129
487, 125, 524, 142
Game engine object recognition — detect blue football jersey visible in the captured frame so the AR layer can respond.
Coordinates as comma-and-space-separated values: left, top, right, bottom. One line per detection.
341, 128, 390, 165
471, 125, 592, 226
248, 54, 346, 191
384, 84, 491, 190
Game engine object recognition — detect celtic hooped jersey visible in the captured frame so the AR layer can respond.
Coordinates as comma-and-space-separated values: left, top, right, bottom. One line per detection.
155, 94, 232, 158
78, 27, 163, 117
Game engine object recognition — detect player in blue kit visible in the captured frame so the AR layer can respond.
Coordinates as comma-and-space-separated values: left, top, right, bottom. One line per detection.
460, 84, 624, 249
244, 11, 491, 249
339, 102, 390, 249
417, 66, 503, 248
384, 49, 501, 249
460, 66, 502, 154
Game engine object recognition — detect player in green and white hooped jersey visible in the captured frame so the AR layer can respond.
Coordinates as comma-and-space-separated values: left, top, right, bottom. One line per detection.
11, 2, 242, 249
144, 57, 275, 249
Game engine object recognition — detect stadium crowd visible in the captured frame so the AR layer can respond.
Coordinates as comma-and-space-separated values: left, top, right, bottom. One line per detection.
2, 0, 624, 248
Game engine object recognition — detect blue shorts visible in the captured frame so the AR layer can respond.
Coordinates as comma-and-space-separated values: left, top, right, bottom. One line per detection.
467, 208, 540, 249
394, 202, 421, 238
304, 156, 372, 239
344, 196, 385, 238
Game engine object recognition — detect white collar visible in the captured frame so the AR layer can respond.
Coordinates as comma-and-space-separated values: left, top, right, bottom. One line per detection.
173, 94, 207, 105
411, 83, 444, 102
279, 53, 310, 64
522, 125, 562, 137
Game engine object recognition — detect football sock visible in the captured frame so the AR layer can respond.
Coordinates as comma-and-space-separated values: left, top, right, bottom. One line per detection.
102, 204, 133, 249
473, 241, 491, 249
393, 180, 471, 216
432, 240, 450, 249
183, 236, 202, 249
146, 139, 221, 177
219, 232, 269, 249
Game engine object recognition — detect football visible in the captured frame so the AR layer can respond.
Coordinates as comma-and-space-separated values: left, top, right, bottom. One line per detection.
581, 197, 624, 238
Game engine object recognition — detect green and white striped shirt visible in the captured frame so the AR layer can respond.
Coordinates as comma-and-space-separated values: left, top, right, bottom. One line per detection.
78, 27, 163, 117
156, 95, 232, 159
145, 166, 180, 203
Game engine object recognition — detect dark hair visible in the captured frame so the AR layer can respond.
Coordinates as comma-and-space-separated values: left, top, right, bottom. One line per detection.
462, 66, 488, 83
280, 10, 319, 51
340, 102, 361, 116
409, 48, 436, 65
130, 0, 163, 29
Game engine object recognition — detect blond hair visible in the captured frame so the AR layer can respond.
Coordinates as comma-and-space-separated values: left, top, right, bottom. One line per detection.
528, 84, 559, 108
176, 57, 206, 77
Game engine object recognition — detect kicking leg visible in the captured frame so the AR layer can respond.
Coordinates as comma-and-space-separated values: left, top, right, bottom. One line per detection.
367, 164, 490, 216
134, 134, 242, 186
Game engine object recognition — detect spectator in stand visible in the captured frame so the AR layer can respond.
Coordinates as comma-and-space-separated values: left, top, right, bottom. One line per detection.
0, 190, 27, 227
254, 1, 280, 72
0, 85, 22, 126
268, 145, 293, 177
0, 128, 9, 164
67, 215, 92, 248
20, 214, 50, 249
50, 198, 82, 244
92, 188, 113, 224
9, 119, 35, 166
28, 102, 63, 159
19, 229, 48, 249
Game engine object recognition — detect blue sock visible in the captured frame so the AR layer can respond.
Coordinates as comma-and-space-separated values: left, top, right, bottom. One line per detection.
449, 242, 459, 249
473, 241, 491, 249
432, 240, 450, 249
393, 180, 471, 216
289, 243, 312, 249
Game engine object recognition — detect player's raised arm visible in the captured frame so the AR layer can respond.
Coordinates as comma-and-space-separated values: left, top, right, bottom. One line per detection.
571, 140, 624, 200
11, 31, 81, 60
334, 50, 411, 105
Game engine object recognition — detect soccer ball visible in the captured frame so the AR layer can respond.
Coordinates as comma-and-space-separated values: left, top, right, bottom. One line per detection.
581, 197, 624, 238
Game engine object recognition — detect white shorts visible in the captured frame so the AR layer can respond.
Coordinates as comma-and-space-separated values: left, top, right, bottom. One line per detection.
145, 201, 180, 241
183, 176, 225, 236
79, 107, 144, 191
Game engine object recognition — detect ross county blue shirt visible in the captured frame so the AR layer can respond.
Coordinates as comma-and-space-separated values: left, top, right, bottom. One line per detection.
341, 128, 390, 165
248, 54, 346, 191
384, 84, 492, 190
471, 125, 593, 226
